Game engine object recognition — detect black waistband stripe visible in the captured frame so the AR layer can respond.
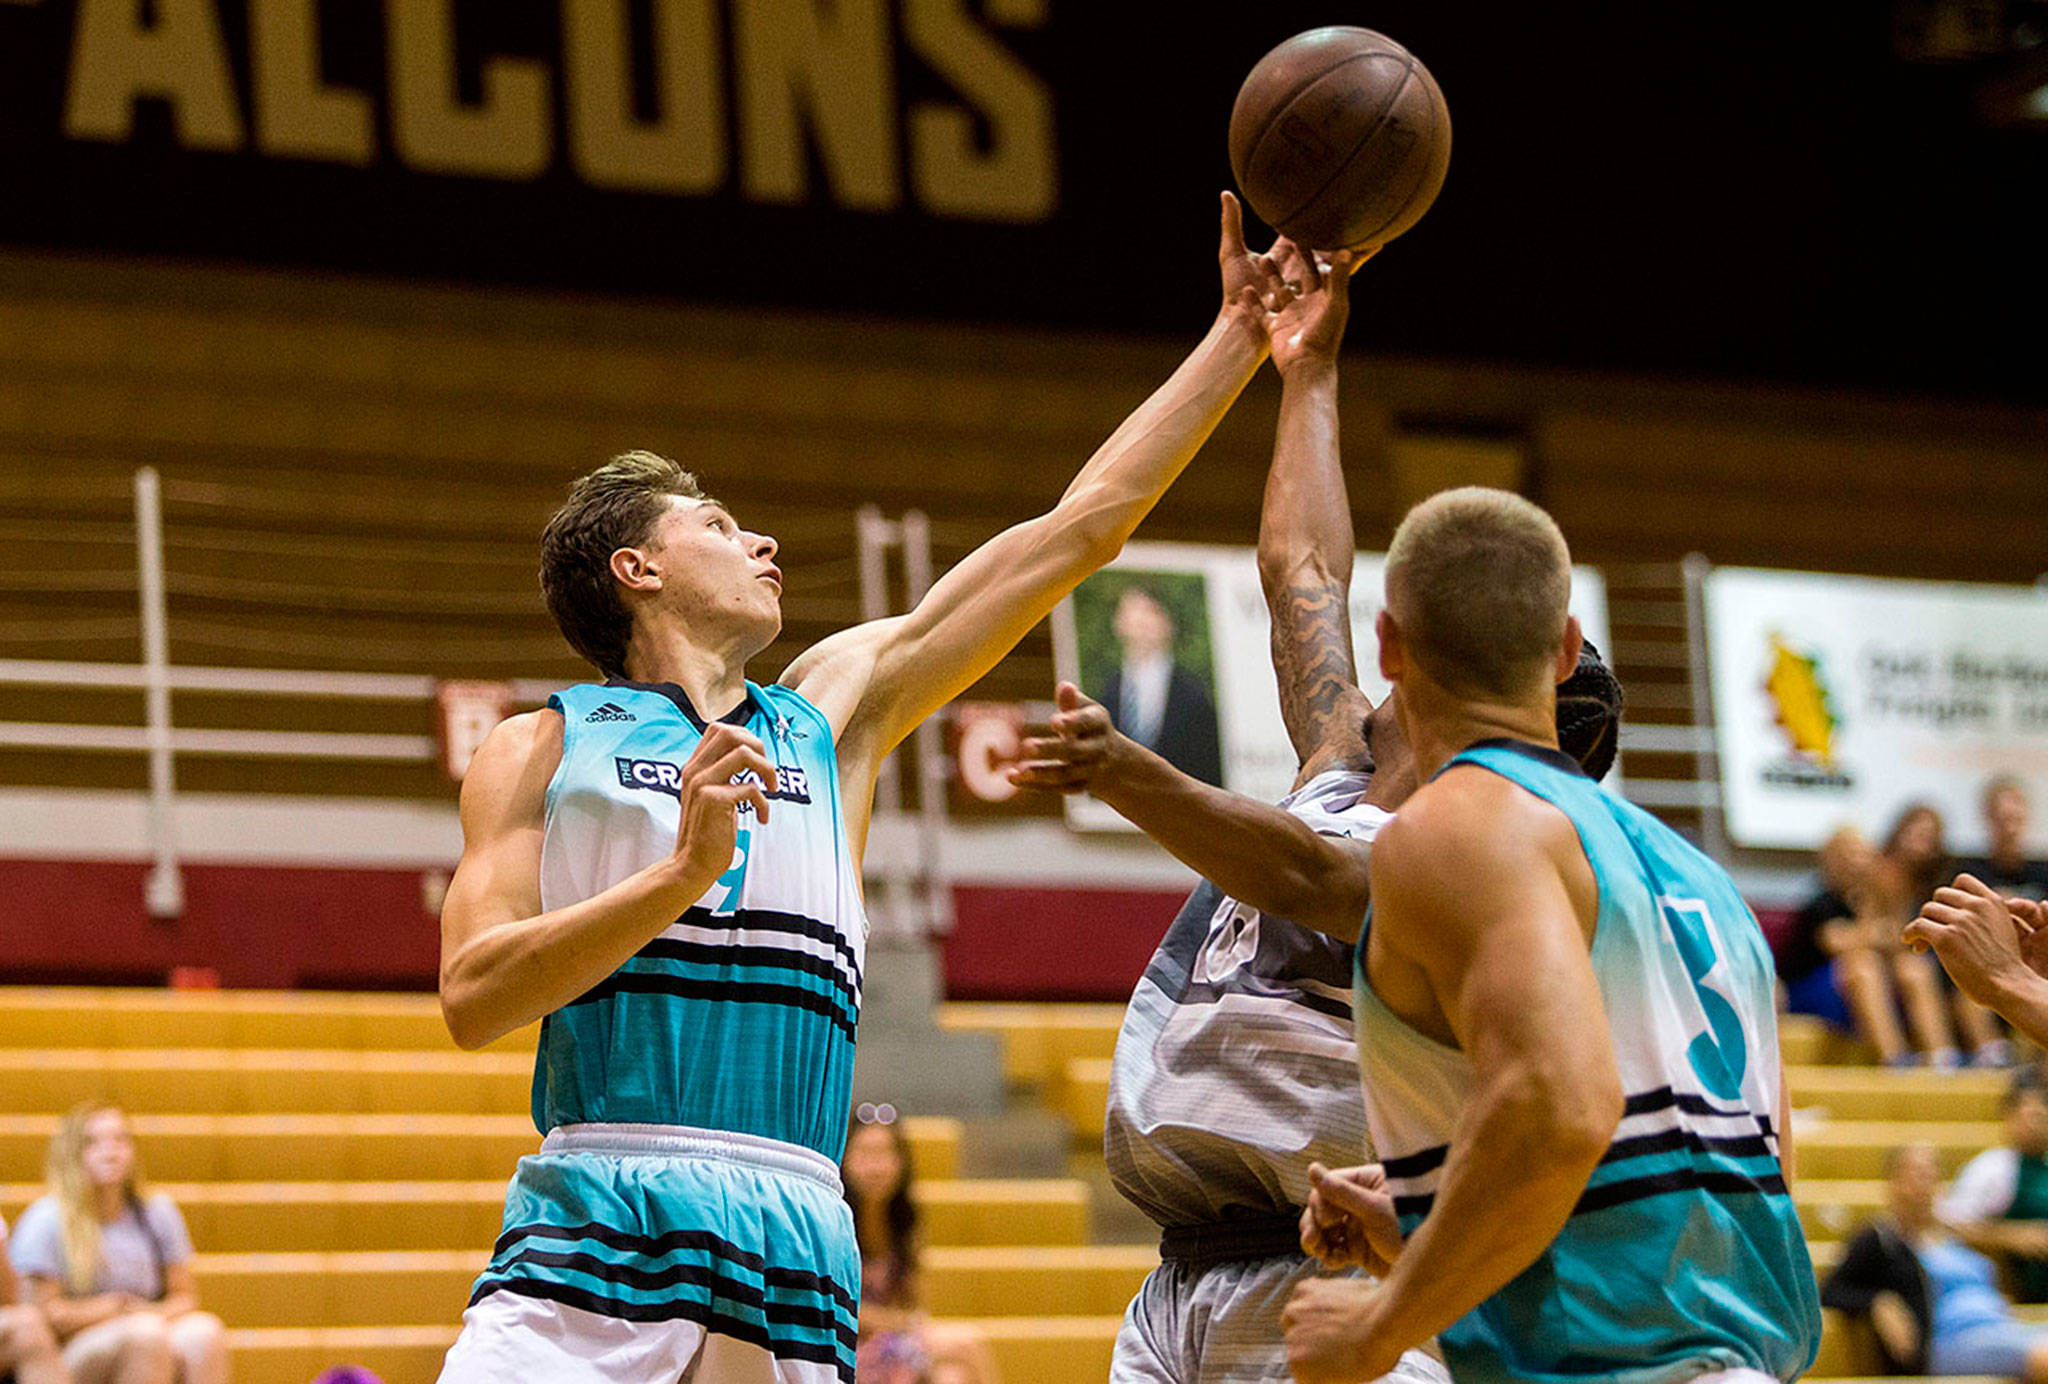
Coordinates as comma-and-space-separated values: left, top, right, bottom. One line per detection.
567, 972, 858, 1039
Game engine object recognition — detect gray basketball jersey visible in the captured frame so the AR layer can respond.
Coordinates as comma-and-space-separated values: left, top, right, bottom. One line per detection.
1104, 771, 1389, 1228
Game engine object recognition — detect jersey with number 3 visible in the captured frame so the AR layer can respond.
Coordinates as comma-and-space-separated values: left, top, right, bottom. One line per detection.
1352, 739, 1820, 1384
531, 679, 866, 1161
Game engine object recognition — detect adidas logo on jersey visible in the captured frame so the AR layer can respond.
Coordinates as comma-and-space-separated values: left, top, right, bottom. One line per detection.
586, 703, 636, 723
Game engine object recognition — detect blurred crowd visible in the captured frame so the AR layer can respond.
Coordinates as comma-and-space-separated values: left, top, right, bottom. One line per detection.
1827, 1067, 2048, 1379
1777, 777, 2048, 1070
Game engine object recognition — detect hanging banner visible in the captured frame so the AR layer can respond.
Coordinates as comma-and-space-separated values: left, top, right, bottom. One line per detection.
1051, 541, 1612, 830
1704, 566, 2048, 853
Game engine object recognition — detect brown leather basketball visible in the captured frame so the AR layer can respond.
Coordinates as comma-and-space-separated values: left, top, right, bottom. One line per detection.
1229, 27, 1452, 252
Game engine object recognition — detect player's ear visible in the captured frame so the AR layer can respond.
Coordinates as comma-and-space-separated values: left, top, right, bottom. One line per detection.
610, 546, 661, 593
1555, 616, 1584, 685
1376, 609, 1403, 684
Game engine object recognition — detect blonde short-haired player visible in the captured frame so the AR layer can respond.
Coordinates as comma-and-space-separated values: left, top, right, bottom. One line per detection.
1283, 489, 1821, 1384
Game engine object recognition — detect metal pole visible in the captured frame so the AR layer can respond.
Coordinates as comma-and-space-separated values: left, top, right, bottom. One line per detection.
854, 506, 907, 939
1680, 552, 1729, 863
135, 468, 184, 918
899, 511, 954, 937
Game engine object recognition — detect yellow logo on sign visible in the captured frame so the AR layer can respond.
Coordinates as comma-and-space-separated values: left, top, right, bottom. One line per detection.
1765, 632, 1839, 767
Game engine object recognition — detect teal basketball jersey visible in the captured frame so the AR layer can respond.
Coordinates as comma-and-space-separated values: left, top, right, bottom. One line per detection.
1353, 740, 1820, 1384
534, 680, 866, 1160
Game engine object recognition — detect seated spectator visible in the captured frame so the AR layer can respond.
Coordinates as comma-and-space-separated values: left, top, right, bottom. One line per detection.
1944, 1065, 2048, 1304
843, 1105, 1000, 1384
8, 1104, 228, 1384
1959, 777, 2048, 906
1883, 803, 2011, 1067
1781, 826, 1958, 1067
1826, 1142, 2048, 1379
0, 1218, 67, 1384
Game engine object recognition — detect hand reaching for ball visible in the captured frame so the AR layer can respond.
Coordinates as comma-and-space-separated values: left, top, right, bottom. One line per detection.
1218, 190, 1298, 336
1265, 238, 1374, 375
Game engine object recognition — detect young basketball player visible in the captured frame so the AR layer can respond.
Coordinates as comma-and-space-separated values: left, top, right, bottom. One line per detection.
1280, 489, 1821, 1384
429, 195, 1302, 1384
1010, 245, 1622, 1384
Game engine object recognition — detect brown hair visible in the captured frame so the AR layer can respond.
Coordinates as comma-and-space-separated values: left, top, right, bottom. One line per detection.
539, 451, 708, 678
1385, 487, 1572, 699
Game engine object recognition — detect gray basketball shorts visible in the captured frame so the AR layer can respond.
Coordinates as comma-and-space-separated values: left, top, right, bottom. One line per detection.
1108, 1252, 1449, 1384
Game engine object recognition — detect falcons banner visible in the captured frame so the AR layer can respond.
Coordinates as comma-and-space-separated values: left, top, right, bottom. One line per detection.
1704, 567, 2048, 853
1051, 541, 1612, 831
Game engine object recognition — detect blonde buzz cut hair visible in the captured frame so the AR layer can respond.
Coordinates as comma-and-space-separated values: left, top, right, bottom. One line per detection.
1385, 486, 1573, 699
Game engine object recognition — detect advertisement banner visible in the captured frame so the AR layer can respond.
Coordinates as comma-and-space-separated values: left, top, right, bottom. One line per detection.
1052, 541, 1611, 830
1705, 567, 2048, 853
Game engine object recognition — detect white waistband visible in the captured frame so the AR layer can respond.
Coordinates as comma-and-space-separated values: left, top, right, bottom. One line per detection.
541, 1122, 842, 1194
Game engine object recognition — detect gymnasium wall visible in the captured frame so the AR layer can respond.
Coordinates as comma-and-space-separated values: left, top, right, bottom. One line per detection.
0, 250, 2041, 993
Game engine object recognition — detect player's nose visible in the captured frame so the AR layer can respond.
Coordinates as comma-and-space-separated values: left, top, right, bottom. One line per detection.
750, 531, 778, 561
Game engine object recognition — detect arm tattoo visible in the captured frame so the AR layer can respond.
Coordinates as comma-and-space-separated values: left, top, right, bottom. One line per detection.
1270, 574, 1371, 777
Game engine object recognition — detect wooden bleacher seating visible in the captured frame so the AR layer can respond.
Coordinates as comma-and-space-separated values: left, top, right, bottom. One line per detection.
0, 990, 2026, 1381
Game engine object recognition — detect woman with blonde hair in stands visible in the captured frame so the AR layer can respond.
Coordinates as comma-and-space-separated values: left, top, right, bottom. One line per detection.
6, 1104, 227, 1384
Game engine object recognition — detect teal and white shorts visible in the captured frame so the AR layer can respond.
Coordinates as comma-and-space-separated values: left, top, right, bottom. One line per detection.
439, 1123, 859, 1384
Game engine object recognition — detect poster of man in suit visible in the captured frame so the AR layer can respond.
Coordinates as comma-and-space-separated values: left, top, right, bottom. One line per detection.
1071, 570, 1223, 788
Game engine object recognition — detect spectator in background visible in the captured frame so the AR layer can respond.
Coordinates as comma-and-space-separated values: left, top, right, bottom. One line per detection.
8, 1104, 228, 1384
1883, 803, 2011, 1067
1884, 802, 1956, 913
1825, 1143, 2048, 1379
1944, 1065, 2048, 1305
1959, 777, 2048, 905
842, 1105, 1000, 1384
1101, 585, 1224, 788
0, 1219, 67, 1384
1781, 826, 1959, 1067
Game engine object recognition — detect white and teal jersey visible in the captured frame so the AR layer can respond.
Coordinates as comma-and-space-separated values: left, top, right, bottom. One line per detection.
1353, 739, 1820, 1384
534, 679, 867, 1160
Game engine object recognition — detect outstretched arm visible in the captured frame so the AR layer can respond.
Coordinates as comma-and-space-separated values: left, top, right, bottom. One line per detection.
1285, 775, 1622, 1383
1012, 683, 1374, 939
784, 195, 1286, 770
1257, 243, 1376, 787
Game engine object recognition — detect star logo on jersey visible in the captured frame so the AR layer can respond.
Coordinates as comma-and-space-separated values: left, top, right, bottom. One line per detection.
585, 703, 636, 723
771, 713, 806, 744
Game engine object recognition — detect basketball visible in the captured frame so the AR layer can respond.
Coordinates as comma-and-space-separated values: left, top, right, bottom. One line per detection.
1228, 26, 1452, 252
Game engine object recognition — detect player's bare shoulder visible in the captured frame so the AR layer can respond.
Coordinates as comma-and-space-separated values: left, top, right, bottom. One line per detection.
458, 707, 565, 834
1372, 768, 1577, 906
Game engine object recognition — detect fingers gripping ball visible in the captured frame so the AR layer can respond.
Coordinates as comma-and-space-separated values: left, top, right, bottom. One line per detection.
1229, 26, 1451, 253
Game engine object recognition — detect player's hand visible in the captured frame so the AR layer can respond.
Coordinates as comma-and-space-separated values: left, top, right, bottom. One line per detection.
1266, 240, 1373, 375
1299, 1162, 1403, 1275
667, 722, 776, 897
1283, 1276, 1393, 1384
2013, 896, 2048, 976
1009, 682, 1121, 795
1219, 191, 1294, 343
1903, 873, 2042, 1004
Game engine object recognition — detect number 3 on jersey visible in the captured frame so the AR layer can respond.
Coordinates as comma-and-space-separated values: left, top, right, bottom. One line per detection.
1660, 896, 1748, 1101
